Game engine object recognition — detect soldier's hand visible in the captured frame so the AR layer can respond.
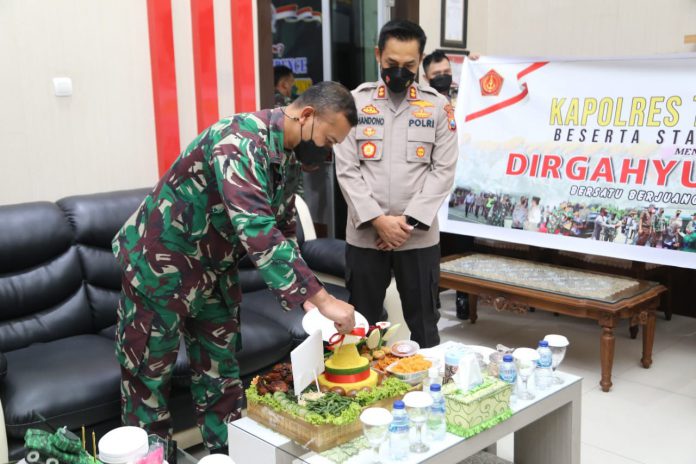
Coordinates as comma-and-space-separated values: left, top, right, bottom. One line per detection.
310, 289, 356, 334
372, 215, 412, 249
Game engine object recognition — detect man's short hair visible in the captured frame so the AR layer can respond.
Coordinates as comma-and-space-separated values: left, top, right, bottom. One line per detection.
423, 50, 450, 74
378, 20, 427, 55
293, 81, 358, 126
273, 65, 293, 87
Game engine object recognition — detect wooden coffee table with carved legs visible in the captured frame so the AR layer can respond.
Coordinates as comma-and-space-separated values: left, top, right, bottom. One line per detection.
440, 253, 667, 392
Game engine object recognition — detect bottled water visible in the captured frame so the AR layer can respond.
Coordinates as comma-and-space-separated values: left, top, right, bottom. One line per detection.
422, 366, 442, 393
389, 400, 410, 460
499, 354, 517, 385
426, 384, 447, 441
536, 340, 553, 390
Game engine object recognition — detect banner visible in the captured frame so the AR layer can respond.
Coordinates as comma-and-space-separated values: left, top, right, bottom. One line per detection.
439, 55, 696, 269
271, 1, 323, 95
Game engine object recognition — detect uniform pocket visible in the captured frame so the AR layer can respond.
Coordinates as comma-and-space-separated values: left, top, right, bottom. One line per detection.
356, 138, 383, 161
406, 141, 433, 163
407, 127, 436, 164
115, 296, 156, 375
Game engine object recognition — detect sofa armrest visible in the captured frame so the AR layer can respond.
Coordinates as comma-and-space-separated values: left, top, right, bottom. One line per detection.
301, 238, 346, 280
0, 351, 6, 383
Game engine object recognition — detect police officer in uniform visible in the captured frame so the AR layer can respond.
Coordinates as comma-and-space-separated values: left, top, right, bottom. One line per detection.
334, 20, 458, 348
113, 82, 357, 455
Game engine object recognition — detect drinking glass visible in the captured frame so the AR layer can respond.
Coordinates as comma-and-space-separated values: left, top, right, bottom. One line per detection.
544, 334, 569, 385
403, 391, 433, 453
513, 348, 539, 401
360, 408, 392, 463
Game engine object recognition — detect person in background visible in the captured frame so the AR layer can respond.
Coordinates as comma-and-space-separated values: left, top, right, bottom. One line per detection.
464, 190, 475, 217
274, 65, 295, 107
422, 49, 480, 102
334, 20, 458, 348
511, 196, 528, 230
592, 208, 608, 240
651, 207, 666, 248
113, 82, 357, 456
637, 205, 655, 246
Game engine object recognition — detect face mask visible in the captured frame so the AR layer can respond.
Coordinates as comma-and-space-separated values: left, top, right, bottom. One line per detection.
295, 116, 330, 165
429, 74, 453, 94
380, 66, 415, 93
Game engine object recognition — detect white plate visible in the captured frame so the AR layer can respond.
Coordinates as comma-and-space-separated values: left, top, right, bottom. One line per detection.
301, 307, 369, 342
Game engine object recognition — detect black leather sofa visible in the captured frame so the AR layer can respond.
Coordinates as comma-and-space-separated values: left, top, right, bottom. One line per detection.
0, 188, 347, 460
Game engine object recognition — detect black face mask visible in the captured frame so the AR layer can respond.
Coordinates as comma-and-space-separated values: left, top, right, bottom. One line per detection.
429, 74, 453, 95
295, 117, 330, 165
381, 66, 415, 93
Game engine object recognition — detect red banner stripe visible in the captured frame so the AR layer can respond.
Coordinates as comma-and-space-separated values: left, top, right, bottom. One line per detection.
231, 0, 257, 112
323, 370, 371, 383
465, 61, 549, 123
146, 0, 181, 175
191, 0, 220, 132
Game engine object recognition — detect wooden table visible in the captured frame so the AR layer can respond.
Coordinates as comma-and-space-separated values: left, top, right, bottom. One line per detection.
440, 253, 666, 392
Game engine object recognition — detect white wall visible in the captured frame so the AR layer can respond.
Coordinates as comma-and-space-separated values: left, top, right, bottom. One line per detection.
0, 0, 158, 205
421, 0, 696, 56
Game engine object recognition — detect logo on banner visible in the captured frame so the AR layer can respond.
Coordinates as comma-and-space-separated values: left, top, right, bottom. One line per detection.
480, 69, 504, 96
416, 146, 426, 158
363, 127, 376, 137
362, 104, 380, 115
410, 100, 434, 118
361, 142, 377, 158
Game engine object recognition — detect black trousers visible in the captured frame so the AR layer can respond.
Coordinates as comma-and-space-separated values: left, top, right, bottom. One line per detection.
345, 244, 441, 348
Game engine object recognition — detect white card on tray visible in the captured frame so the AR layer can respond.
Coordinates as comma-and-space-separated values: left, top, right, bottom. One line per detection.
291, 329, 325, 394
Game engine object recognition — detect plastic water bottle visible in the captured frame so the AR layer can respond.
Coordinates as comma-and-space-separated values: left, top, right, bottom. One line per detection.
499, 354, 517, 385
536, 340, 553, 390
422, 366, 442, 393
389, 400, 410, 460
426, 384, 447, 441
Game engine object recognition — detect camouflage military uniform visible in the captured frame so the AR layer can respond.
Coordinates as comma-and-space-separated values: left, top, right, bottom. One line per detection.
112, 108, 323, 450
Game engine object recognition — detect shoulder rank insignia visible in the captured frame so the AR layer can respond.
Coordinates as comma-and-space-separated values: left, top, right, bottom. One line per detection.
445, 104, 457, 131
361, 104, 380, 115
408, 85, 418, 100
376, 85, 386, 99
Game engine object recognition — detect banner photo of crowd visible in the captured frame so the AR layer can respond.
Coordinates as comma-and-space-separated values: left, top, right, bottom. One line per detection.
438, 55, 696, 269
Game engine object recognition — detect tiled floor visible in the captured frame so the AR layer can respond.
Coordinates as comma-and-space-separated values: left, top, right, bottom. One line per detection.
190, 290, 696, 463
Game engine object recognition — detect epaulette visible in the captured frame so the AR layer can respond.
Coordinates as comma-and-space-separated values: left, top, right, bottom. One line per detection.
354, 81, 379, 93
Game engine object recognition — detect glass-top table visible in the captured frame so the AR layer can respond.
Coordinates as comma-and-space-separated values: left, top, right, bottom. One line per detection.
228, 372, 582, 464
440, 253, 660, 304
439, 253, 666, 392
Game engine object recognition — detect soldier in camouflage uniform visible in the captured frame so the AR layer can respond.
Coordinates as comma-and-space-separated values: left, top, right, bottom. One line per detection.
112, 82, 358, 454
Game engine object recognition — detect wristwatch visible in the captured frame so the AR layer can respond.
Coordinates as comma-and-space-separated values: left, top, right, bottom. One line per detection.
406, 216, 421, 228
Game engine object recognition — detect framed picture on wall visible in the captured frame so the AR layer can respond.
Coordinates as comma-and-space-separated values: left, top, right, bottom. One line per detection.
440, 0, 468, 49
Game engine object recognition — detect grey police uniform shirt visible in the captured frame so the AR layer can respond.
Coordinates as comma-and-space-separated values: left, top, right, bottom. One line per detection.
334, 80, 459, 251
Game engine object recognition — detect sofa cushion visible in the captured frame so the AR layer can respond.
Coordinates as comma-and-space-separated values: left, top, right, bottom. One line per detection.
57, 189, 149, 332
0, 202, 73, 274
2, 334, 121, 439
300, 238, 346, 279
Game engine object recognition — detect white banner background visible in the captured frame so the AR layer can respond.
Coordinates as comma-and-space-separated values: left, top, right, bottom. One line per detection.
439, 55, 696, 269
